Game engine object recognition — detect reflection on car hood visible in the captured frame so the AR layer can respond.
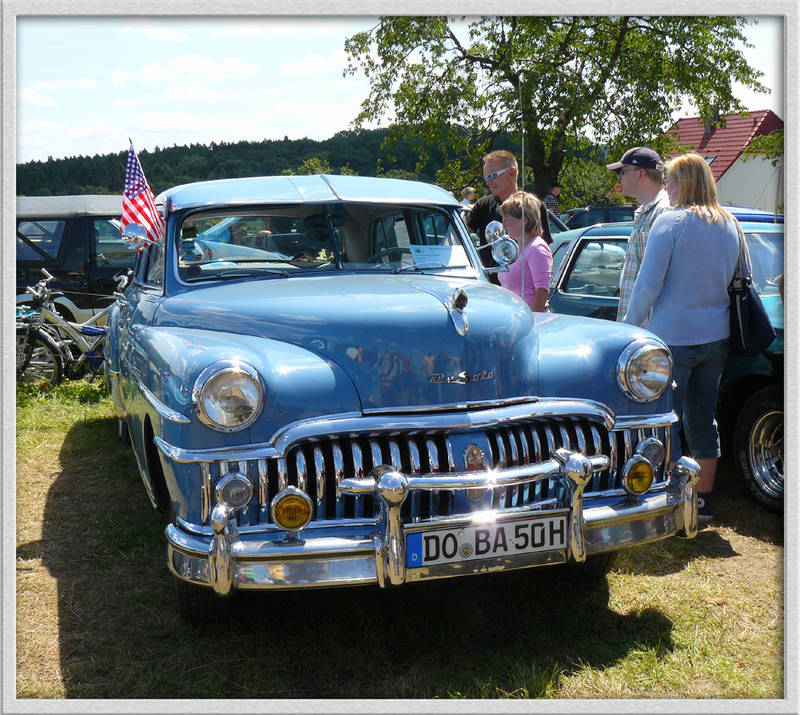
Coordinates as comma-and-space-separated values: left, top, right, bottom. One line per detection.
155, 275, 540, 410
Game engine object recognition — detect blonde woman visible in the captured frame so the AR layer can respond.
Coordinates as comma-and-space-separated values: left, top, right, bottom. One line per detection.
623, 153, 740, 525
497, 191, 553, 312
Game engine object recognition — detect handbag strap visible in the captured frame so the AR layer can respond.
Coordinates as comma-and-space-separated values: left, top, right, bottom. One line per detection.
731, 218, 753, 285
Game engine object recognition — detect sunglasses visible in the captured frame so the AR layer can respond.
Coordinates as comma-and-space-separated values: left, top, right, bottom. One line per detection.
615, 166, 640, 177
483, 166, 511, 182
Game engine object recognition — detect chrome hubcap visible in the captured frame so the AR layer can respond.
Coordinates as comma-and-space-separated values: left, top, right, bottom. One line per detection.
747, 409, 784, 500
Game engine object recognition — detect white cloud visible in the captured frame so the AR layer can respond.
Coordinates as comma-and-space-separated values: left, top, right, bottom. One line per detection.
110, 71, 133, 87
112, 95, 153, 107
19, 89, 56, 106
280, 50, 348, 78
163, 86, 231, 102
33, 77, 97, 91
112, 55, 259, 87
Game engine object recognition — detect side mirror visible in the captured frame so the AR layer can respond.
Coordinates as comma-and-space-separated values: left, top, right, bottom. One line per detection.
122, 223, 159, 250
480, 220, 520, 269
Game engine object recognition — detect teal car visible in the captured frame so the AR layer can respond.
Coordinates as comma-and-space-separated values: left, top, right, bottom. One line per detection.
548, 221, 784, 512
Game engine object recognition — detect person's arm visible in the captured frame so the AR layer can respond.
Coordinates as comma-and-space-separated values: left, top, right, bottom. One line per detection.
531, 287, 549, 312
622, 214, 679, 326
527, 240, 553, 312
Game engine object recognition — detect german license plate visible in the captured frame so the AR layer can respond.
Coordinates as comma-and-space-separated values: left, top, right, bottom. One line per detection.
405, 514, 567, 568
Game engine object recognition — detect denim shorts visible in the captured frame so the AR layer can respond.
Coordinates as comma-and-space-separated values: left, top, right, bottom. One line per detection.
669, 339, 729, 460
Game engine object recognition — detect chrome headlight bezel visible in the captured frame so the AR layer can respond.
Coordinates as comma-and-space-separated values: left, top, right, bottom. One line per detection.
192, 360, 264, 432
616, 340, 673, 403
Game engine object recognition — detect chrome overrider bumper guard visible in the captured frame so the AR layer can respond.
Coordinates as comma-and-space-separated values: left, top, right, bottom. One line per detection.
166, 450, 700, 596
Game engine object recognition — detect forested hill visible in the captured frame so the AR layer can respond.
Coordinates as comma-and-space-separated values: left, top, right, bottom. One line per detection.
16, 128, 448, 197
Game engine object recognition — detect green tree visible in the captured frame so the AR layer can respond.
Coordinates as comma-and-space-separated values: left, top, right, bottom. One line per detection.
282, 156, 334, 175
742, 129, 784, 167
345, 16, 768, 196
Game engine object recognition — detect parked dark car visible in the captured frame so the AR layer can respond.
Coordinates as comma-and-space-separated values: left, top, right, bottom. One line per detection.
561, 204, 636, 229
548, 221, 784, 512
16, 195, 135, 322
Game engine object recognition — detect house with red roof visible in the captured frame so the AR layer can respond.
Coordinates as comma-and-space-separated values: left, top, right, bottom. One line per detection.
667, 109, 783, 212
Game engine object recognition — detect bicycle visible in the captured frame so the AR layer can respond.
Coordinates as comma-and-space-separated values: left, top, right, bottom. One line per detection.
16, 268, 130, 386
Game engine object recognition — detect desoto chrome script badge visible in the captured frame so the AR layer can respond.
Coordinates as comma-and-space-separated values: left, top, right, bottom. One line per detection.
429, 370, 495, 385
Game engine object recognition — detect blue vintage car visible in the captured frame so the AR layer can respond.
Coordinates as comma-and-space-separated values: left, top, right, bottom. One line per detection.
549, 221, 784, 513
106, 174, 700, 622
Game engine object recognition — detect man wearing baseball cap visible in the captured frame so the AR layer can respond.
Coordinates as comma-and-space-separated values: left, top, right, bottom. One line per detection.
606, 147, 671, 324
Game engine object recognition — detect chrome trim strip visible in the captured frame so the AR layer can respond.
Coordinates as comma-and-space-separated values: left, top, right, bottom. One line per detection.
613, 412, 677, 430
201, 463, 212, 523
133, 374, 191, 424
361, 395, 540, 415
154, 400, 628, 464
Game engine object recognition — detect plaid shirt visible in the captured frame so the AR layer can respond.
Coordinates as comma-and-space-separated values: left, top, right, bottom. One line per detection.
617, 189, 672, 324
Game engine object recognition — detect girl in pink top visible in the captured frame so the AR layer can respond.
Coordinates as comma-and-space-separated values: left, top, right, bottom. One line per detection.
497, 191, 553, 312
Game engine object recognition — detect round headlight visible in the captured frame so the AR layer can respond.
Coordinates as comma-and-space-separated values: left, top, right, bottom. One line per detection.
617, 341, 672, 403
193, 361, 263, 432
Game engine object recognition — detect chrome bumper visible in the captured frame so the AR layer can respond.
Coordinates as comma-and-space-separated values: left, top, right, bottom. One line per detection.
166, 450, 700, 595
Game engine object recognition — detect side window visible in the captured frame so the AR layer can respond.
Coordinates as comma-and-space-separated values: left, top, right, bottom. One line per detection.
93, 219, 137, 269
563, 240, 628, 296
17, 219, 65, 260
550, 242, 570, 288
372, 213, 410, 254
144, 242, 165, 286
417, 211, 459, 246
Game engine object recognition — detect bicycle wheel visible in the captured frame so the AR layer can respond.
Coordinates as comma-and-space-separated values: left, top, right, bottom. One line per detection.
16, 326, 64, 387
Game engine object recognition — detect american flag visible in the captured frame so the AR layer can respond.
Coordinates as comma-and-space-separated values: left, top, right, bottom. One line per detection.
121, 143, 165, 243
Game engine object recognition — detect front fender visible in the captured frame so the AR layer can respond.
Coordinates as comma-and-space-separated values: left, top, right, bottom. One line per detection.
536, 313, 672, 417
126, 326, 362, 443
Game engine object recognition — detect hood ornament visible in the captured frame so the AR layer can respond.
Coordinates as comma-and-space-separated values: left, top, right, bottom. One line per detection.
446, 287, 469, 337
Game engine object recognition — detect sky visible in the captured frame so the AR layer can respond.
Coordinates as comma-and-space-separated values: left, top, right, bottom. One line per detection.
15, 15, 785, 164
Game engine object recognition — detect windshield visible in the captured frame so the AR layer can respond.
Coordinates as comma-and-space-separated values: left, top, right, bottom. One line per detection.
746, 231, 783, 296
176, 204, 476, 282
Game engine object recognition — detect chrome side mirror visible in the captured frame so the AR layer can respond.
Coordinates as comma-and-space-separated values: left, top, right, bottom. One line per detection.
484, 220, 505, 243
122, 222, 159, 250
480, 220, 520, 269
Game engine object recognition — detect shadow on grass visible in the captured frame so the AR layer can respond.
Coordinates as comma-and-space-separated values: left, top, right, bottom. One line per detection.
17, 416, 774, 699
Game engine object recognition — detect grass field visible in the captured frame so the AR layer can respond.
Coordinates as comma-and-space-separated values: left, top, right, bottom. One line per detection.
15, 380, 784, 700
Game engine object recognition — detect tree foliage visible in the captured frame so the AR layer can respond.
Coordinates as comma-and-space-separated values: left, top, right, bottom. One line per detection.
742, 129, 784, 167
16, 129, 432, 196
345, 16, 768, 196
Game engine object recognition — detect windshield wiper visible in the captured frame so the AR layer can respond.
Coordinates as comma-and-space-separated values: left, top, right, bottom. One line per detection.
200, 267, 291, 280
392, 264, 468, 274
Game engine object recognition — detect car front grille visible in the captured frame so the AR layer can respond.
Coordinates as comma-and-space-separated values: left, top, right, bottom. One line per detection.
193, 414, 670, 528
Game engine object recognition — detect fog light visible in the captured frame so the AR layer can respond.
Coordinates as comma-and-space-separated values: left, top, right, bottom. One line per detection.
621, 455, 654, 495
215, 473, 254, 510
271, 487, 313, 531
635, 437, 665, 469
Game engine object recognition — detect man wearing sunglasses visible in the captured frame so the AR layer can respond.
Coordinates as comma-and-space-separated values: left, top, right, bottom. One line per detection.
606, 147, 670, 324
466, 150, 520, 284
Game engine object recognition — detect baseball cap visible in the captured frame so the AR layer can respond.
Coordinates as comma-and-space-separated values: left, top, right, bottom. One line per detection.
606, 147, 664, 171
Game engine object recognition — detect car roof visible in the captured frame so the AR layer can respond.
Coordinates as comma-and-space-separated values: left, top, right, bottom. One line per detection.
157, 174, 460, 212
722, 205, 784, 222
555, 218, 783, 247
17, 194, 123, 218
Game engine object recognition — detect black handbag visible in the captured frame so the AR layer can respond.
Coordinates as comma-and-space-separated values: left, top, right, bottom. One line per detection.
728, 220, 776, 356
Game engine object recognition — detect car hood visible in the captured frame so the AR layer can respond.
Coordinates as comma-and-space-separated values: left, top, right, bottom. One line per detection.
154, 274, 540, 411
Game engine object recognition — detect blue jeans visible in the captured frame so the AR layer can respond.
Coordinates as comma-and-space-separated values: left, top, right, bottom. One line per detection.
669, 339, 729, 460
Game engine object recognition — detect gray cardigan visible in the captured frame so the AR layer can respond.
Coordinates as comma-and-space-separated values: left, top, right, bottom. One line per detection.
622, 208, 740, 346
